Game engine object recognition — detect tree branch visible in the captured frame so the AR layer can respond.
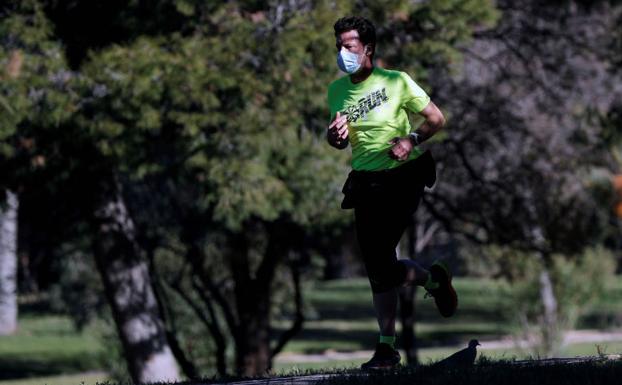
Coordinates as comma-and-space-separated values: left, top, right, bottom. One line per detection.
147, 250, 199, 379
191, 278, 229, 376
186, 242, 240, 337
169, 280, 227, 376
270, 257, 305, 360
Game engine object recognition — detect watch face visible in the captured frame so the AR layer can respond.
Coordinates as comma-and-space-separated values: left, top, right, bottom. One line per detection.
409, 132, 420, 145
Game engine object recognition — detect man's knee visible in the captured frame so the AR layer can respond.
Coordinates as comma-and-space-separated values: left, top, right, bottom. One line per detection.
367, 261, 406, 293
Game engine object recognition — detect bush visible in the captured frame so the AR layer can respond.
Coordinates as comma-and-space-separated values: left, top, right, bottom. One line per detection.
496, 246, 617, 356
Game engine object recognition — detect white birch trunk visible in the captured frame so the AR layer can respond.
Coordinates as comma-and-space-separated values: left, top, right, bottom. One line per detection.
92, 192, 180, 383
0, 191, 19, 335
539, 264, 560, 357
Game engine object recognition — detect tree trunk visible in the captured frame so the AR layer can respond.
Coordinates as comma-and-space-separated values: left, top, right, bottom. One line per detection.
230, 244, 272, 376
270, 258, 305, 362
91, 192, 180, 383
538, 254, 560, 357
399, 285, 418, 364
229, 223, 289, 377
235, 301, 271, 377
0, 191, 18, 335
398, 224, 418, 364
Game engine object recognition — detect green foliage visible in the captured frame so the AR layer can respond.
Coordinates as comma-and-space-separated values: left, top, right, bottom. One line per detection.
48, 250, 107, 331
353, 0, 499, 78
75, 13, 350, 230
491, 246, 618, 356
0, 1, 68, 162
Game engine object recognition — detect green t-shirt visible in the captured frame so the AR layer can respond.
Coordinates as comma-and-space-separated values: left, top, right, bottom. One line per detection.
327, 67, 430, 171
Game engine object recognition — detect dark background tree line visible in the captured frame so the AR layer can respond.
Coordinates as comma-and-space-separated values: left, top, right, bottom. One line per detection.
1, 0, 621, 382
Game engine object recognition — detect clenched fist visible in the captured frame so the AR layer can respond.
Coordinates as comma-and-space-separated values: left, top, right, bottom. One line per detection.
387, 136, 414, 161
327, 111, 349, 149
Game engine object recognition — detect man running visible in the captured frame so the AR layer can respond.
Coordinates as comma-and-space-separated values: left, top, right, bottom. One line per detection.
326, 16, 458, 370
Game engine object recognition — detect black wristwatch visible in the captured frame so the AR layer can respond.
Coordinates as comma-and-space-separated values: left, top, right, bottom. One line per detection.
408, 132, 421, 146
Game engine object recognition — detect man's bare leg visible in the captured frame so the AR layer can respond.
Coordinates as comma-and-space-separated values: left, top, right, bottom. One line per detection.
373, 288, 399, 336
400, 259, 430, 287
373, 260, 431, 337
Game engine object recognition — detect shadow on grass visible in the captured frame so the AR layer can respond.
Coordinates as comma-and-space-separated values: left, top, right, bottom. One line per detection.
309, 303, 374, 320
275, 327, 506, 353
0, 354, 99, 380
310, 303, 510, 325
311, 296, 510, 323
274, 328, 377, 353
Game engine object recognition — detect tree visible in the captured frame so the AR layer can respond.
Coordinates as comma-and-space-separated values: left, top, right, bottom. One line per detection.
0, 190, 18, 335
422, 0, 622, 355
1, 2, 181, 382
0, 28, 25, 335
70, 1, 351, 373
0, 2, 49, 338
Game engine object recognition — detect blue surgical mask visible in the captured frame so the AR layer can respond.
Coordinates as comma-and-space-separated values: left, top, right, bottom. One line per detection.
337, 49, 362, 74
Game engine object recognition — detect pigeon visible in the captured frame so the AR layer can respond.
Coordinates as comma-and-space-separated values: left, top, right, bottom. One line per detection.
434, 339, 481, 369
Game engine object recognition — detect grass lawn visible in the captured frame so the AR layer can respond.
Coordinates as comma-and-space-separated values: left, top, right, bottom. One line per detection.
0, 275, 620, 383
271, 275, 622, 371
273, 340, 622, 372
177, 359, 622, 385
0, 315, 105, 381
0, 372, 107, 385
277, 277, 520, 355
316, 359, 622, 385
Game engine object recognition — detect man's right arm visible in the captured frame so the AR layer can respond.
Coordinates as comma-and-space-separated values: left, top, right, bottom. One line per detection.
327, 111, 349, 150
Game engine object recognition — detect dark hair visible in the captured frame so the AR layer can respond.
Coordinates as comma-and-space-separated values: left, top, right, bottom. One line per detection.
334, 16, 376, 52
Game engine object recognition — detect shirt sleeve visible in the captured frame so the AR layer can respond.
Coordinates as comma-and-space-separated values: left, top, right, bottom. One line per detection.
400, 72, 430, 113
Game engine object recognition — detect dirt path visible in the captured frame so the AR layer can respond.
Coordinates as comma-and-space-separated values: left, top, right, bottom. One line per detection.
274, 329, 622, 364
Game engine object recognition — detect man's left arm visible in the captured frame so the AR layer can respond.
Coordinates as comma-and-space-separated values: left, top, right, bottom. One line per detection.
410, 101, 446, 144
388, 101, 446, 161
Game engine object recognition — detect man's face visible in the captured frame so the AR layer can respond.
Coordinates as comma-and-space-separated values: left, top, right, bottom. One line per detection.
336, 30, 367, 56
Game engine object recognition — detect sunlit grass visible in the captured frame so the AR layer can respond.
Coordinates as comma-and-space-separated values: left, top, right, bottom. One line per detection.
0, 316, 104, 381
279, 277, 514, 355
0, 316, 102, 355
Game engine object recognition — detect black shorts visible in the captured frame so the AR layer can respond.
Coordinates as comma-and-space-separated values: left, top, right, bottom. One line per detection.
341, 151, 436, 293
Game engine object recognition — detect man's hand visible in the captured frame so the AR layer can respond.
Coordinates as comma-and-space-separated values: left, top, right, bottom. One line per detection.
387, 101, 446, 161
387, 136, 414, 161
327, 111, 349, 149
